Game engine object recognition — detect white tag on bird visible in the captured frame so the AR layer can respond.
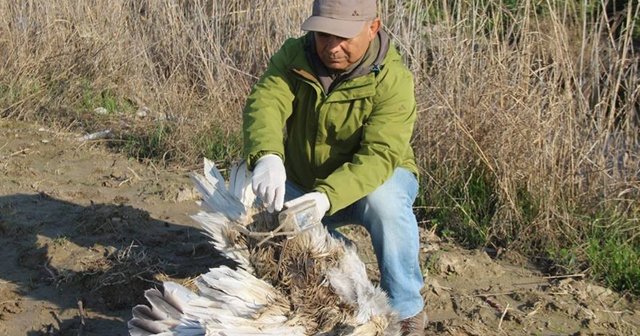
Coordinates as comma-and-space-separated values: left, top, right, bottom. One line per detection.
278, 199, 320, 233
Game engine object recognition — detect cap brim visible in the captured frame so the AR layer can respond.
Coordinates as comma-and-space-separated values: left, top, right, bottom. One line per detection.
301, 16, 366, 39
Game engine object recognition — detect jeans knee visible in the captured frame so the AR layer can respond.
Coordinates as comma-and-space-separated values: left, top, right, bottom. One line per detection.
363, 187, 415, 224
363, 198, 400, 226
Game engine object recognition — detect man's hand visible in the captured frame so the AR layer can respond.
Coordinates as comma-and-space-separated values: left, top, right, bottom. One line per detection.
284, 192, 330, 220
251, 154, 286, 213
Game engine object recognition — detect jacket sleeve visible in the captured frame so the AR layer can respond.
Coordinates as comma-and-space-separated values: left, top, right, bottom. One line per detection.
313, 64, 417, 214
243, 39, 297, 169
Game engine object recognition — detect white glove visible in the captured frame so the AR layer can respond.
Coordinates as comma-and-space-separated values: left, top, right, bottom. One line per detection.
284, 192, 330, 220
251, 154, 286, 213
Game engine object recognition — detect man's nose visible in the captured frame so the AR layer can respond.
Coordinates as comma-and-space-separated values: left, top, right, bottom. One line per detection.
326, 36, 345, 51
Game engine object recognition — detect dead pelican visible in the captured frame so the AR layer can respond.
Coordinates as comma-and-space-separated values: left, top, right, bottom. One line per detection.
128, 159, 400, 335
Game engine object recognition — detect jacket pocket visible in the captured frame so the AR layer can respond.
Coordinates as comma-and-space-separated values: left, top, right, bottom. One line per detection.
322, 99, 371, 145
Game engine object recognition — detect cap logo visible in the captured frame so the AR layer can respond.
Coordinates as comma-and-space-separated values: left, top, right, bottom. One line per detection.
352, 10, 360, 16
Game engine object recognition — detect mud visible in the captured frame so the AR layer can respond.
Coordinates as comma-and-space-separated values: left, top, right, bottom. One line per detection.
0, 119, 638, 335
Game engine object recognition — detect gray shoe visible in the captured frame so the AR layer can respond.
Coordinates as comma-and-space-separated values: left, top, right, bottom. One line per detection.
400, 311, 427, 336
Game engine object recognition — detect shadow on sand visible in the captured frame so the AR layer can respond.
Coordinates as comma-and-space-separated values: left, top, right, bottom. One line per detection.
0, 192, 232, 335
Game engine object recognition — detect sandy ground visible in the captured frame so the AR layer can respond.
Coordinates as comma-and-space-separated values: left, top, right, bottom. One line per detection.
0, 119, 638, 336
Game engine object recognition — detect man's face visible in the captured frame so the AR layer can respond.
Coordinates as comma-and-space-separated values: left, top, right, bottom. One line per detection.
314, 19, 381, 72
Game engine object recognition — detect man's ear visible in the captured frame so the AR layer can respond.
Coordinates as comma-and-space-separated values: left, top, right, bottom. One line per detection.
368, 18, 381, 39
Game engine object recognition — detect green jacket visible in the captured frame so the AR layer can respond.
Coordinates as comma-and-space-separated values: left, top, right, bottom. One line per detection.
243, 33, 418, 215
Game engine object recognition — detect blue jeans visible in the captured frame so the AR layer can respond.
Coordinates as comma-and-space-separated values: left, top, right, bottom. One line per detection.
285, 168, 424, 319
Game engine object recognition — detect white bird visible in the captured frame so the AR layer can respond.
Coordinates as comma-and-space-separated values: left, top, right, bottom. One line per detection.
128, 159, 401, 335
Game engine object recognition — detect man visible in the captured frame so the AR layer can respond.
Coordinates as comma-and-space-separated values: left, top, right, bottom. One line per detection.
243, 0, 426, 334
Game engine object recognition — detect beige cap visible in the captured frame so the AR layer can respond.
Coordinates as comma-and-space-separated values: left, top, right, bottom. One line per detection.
301, 0, 377, 38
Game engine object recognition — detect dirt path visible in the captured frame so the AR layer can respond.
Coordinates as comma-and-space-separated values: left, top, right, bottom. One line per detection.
0, 119, 638, 335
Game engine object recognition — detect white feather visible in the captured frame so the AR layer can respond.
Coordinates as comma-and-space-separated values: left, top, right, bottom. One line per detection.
327, 248, 396, 324
195, 266, 285, 317
161, 282, 199, 313
228, 161, 256, 208
203, 158, 225, 191
191, 211, 252, 271
204, 325, 305, 336
190, 173, 245, 221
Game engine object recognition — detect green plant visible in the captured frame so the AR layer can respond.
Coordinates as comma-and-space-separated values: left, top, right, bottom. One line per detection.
121, 123, 174, 161
0, 84, 15, 114
80, 81, 135, 115
195, 126, 242, 170
419, 165, 497, 248
52, 235, 70, 247
586, 216, 640, 294
546, 247, 581, 273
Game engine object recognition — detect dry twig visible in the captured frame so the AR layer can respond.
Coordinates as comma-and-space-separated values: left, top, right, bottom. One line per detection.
498, 303, 510, 331
77, 299, 86, 336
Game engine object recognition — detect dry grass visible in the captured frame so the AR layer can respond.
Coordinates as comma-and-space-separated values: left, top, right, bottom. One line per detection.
0, 0, 638, 292
413, 2, 639, 241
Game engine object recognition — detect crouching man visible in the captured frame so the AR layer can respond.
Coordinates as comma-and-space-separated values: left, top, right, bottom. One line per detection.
243, 0, 426, 334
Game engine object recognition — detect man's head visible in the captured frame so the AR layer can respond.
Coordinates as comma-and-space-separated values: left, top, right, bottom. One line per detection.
301, 0, 381, 71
